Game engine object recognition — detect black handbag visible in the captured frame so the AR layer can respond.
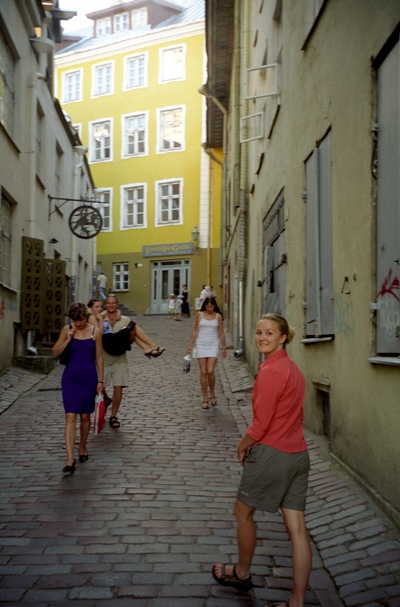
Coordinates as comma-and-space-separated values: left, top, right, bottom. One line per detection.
59, 336, 73, 366
59, 341, 72, 365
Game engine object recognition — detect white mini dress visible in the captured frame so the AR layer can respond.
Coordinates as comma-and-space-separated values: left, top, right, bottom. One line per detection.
195, 313, 220, 358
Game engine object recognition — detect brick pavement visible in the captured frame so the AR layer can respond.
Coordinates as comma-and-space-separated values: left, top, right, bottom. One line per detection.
0, 315, 399, 606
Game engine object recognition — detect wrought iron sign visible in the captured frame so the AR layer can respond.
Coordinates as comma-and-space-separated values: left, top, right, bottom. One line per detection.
48, 196, 103, 239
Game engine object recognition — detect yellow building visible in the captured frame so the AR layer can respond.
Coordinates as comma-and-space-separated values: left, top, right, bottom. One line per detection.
55, 0, 221, 315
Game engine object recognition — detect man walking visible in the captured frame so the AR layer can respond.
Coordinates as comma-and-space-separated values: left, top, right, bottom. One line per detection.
96, 271, 107, 301
102, 294, 132, 428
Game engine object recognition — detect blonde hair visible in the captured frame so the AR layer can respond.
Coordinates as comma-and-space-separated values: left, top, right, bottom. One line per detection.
261, 313, 295, 345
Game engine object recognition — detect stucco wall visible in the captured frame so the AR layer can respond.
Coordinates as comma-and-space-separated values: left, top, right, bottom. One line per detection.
233, 0, 400, 510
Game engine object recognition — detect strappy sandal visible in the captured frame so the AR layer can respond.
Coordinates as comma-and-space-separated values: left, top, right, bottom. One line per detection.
109, 416, 120, 428
144, 347, 166, 359
210, 397, 217, 406
201, 401, 209, 409
211, 563, 253, 592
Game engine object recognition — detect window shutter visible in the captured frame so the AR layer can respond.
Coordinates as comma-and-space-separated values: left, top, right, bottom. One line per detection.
376, 40, 400, 354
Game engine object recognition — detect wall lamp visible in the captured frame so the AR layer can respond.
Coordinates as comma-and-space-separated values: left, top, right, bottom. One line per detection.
192, 225, 200, 254
74, 145, 88, 155
30, 37, 55, 55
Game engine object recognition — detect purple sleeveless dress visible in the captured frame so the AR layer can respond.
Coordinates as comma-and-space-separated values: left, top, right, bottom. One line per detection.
61, 329, 98, 414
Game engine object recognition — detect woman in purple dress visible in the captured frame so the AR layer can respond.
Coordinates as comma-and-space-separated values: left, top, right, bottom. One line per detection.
52, 302, 104, 475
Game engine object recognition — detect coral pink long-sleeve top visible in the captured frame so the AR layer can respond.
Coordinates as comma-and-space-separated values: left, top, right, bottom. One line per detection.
247, 349, 307, 453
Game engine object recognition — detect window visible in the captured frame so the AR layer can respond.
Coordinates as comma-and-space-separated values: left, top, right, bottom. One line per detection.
0, 196, 12, 287
156, 179, 182, 225
113, 262, 129, 291
122, 184, 146, 228
55, 143, 63, 197
125, 54, 146, 89
158, 107, 184, 152
36, 105, 44, 177
0, 27, 16, 135
96, 189, 112, 231
72, 123, 81, 139
132, 7, 147, 28
90, 120, 112, 162
375, 38, 400, 355
304, 131, 333, 337
262, 191, 286, 315
160, 45, 185, 82
114, 13, 128, 32
96, 18, 111, 37
93, 63, 113, 96
123, 113, 146, 156
63, 70, 82, 103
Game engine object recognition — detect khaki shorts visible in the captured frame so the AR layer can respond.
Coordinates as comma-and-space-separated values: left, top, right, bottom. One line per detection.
104, 361, 128, 388
237, 444, 310, 513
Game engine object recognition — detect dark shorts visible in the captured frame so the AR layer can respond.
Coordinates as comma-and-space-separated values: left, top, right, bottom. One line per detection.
237, 444, 310, 513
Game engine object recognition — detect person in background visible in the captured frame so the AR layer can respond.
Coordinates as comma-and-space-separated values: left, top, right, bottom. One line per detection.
186, 296, 226, 409
52, 302, 104, 475
181, 285, 190, 318
96, 271, 107, 301
87, 298, 105, 333
174, 292, 183, 321
168, 293, 175, 319
102, 295, 165, 428
212, 313, 311, 607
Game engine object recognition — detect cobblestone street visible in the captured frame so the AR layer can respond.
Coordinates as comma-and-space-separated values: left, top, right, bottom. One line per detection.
0, 315, 399, 606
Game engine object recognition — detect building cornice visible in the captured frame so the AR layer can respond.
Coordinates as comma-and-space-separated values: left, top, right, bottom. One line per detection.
55, 20, 204, 66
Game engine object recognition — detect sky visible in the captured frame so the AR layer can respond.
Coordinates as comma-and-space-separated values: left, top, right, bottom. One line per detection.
60, 0, 112, 31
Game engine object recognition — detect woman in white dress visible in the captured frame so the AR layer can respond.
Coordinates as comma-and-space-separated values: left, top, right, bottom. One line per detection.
186, 297, 227, 409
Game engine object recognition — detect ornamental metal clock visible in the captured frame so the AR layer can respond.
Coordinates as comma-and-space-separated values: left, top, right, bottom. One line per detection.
68, 205, 103, 239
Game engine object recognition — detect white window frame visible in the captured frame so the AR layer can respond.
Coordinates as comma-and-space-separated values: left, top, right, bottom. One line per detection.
124, 53, 147, 90
72, 123, 82, 139
122, 112, 147, 157
62, 69, 82, 103
89, 119, 113, 163
0, 27, 16, 136
96, 17, 111, 37
121, 183, 147, 229
95, 189, 112, 232
159, 45, 185, 83
157, 106, 185, 153
245, 64, 280, 100
155, 178, 183, 226
132, 7, 147, 28
240, 112, 265, 143
92, 62, 114, 97
114, 13, 128, 32
113, 262, 129, 292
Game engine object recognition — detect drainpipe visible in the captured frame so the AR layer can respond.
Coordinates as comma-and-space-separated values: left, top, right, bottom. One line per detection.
233, 0, 249, 359
202, 143, 223, 285
198, 86, 228, 302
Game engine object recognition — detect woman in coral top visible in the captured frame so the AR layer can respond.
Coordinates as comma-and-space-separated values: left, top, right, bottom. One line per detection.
213, 313, 311, 607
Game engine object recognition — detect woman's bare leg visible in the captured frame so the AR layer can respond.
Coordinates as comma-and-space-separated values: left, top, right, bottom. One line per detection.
79, 413, 91, 456
213, 498, 256, 582
64, 413, 77, 465
197, 358, 209, 403
206, 357, 217, 400
278, 507, 312, 607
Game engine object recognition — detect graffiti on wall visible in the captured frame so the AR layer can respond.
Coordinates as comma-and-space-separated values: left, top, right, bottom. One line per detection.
335, 294, 354, 336
377, 268, 400, 340
0, 295, 17, 320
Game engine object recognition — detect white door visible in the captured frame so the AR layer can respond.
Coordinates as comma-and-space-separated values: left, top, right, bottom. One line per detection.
150, 260, 190, 314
